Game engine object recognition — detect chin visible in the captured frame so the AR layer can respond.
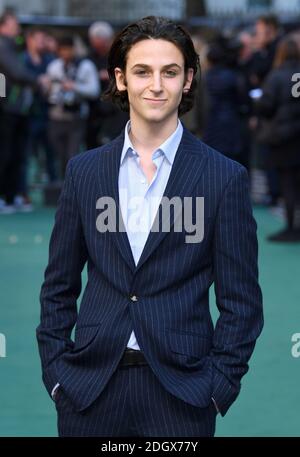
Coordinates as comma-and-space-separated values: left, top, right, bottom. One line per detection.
143, 111, 173, 123
146, 115, 167, 123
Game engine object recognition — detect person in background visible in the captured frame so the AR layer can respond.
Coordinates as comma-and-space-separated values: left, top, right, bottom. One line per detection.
46, 35, 100, 178
248, 14, 282, 206
202, 35, 247, 166
43, 31, 58, 60
250, 14, 281, 88
255, 38, 300, 242
87, 21, 128, 148
23, 27, 56, 193
0, 11, 48, 214
237, 29, 256, 171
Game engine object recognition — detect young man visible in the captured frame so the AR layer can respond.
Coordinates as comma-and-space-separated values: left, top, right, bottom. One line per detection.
37, 16, 263, 437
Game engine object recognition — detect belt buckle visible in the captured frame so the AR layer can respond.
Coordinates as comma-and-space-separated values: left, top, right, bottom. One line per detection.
121, 348, 146, 367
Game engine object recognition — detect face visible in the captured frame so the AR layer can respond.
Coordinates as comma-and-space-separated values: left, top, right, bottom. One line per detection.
27, 31, 46, 53
0, 16, 20, 37
90, 36, 112, 55
58, 45, 74, 62
44, 35, 58, 54
255, 21, 275, 49
115, 39, 194, 125
35, 31, 46, 52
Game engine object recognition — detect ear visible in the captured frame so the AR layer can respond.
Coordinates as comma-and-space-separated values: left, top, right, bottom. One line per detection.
183, 68, 194, 93
114, 67, 127, 91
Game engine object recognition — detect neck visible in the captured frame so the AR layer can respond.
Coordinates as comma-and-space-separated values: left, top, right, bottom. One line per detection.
129, 113, 178, 157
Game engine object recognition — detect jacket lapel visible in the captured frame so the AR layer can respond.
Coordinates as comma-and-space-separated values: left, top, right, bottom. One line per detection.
97, 127, 208, 274
97, 131, 136, 272
136, 128, 208, 271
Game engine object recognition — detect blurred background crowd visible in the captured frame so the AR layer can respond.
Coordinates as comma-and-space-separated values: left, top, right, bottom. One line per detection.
0, 0, 300, 242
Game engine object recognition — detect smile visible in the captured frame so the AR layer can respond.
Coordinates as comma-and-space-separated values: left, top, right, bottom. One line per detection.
143, 98, 167, 104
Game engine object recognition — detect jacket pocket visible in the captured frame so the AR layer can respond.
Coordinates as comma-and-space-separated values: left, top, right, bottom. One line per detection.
73, 323, 101, 352
168, 329, 212, 359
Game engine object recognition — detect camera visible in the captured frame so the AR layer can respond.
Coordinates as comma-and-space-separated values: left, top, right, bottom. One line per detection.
48, 79, 81, 112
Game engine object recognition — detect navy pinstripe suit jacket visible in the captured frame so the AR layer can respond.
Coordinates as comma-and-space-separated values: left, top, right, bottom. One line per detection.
37, 127, 263, 417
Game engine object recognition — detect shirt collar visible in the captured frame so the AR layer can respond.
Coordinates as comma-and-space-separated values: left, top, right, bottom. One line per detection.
120, 119, 183, 165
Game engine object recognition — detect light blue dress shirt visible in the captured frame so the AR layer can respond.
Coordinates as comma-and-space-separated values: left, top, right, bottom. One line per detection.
118, 119, 183, 350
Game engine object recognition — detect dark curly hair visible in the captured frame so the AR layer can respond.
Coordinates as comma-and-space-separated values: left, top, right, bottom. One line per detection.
103, 16, 200, 116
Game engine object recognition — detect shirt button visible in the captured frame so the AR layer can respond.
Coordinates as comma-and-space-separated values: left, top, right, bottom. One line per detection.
141, 178, 146, 184
130, 295, 138, 302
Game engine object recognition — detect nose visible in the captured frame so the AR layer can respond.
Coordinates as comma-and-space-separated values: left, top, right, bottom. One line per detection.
150, 72, 163, 93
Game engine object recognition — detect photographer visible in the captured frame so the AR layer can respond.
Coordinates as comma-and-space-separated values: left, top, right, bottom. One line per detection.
46, 35, 100, 178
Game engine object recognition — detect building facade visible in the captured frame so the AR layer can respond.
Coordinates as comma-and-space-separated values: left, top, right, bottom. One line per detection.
205, 0, 300, 17
1, 0, 300, 21
0, 0, 185, 21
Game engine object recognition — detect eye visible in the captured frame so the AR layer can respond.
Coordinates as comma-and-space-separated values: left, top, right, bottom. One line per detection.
134, 69, 149, 76
165, 70, 178, 77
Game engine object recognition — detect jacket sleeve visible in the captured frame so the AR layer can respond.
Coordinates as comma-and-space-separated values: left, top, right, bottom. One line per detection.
36, 160, 88, 397
0, 42, 37, 87
211, 166, 264, 416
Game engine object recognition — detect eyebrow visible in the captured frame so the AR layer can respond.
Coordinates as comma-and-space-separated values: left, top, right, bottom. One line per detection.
130, 63, 183, 70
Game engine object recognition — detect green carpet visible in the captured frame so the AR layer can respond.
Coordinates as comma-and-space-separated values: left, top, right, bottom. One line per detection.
0, 205, 299, 436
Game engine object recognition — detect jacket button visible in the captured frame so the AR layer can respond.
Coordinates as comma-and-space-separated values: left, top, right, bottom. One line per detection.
130, 295, 138, 302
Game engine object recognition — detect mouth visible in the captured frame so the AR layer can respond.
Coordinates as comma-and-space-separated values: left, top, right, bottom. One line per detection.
143, 98, 167, 104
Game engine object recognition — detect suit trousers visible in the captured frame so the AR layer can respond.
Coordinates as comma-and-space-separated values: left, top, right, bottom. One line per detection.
56, 363, 217, 437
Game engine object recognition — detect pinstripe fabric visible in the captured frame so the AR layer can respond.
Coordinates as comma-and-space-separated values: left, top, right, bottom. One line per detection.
119, 119, 183, 350
56, 365, 216, 437
37, 126, 263, 430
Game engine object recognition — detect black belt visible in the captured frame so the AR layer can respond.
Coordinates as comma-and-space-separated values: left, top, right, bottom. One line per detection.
119, 348, 148, 367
